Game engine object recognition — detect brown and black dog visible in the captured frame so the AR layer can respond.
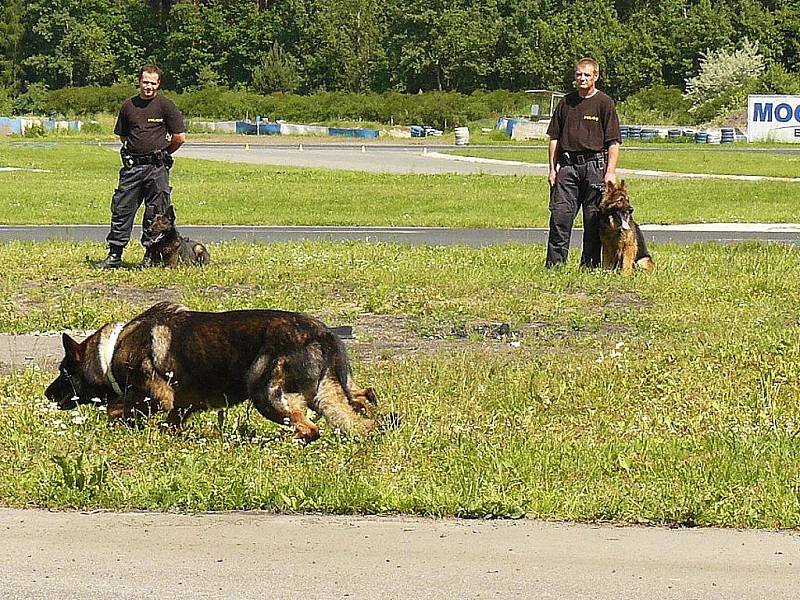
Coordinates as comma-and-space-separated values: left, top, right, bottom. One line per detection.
44, 302, 379, 443
598, 180, 655, 276
146, 205, 211, 267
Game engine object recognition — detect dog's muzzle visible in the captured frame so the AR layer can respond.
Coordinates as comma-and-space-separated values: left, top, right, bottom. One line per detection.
618, 208, 634, 230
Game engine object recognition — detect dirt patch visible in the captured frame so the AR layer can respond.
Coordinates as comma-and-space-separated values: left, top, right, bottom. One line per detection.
601, 292, 652, 312
73, 282, 184, 306
9, 281, 185, 317
348, 313, 546, 362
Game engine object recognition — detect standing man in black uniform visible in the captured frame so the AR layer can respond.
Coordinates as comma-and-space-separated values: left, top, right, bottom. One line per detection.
94, 64, 186, 269
545, 57, 621, 269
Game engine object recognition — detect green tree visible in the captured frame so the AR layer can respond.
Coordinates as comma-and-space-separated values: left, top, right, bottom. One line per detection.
307, 0, 388, 92
432, 3, 503, 92
0, 0, 24, 94
20, 0, 122, 88
252, 43, 301, 93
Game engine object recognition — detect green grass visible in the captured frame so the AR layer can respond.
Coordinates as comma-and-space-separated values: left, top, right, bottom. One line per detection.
451, 146, 800, 179
2, 141, 800, 526
1, 240, 800, 527
1, 142, 800, 226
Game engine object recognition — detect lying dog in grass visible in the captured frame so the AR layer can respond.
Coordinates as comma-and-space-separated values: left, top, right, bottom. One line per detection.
146, 206, 210, 267
598, 180, 655, 276
44, 302, 379, 443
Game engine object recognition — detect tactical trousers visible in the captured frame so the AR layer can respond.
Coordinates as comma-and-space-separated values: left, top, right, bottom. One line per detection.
545, 156, 605, 268
106, 163, 172, 248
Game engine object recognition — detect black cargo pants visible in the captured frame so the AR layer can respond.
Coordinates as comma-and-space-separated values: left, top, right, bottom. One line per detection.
106, 161, 172, 249
545, 153, 606, 268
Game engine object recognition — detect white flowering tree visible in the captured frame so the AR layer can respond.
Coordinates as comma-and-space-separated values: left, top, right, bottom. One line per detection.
684, 39, 766, 110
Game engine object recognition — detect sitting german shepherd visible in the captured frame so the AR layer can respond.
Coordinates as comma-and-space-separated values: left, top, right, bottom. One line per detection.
45, 302, 379, 443
598, 180, 655, 276
146, 206, 211, 267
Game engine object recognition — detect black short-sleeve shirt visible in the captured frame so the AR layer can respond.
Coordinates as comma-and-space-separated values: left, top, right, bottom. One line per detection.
114, 95, 185, 155
546, 91, 621, 152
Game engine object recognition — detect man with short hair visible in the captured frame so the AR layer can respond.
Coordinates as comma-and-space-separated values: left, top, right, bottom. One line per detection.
94, 64, 186, 269
545, 57, 621, 268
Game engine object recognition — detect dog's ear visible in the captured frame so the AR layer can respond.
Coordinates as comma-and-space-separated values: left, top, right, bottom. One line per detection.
605, 180, 616, 194
619, 179, 627, 191
62, 333, 83, 363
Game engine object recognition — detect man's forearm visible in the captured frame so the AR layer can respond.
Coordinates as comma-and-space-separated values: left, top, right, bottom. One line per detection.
167, 132, 186, 154
548, 139, 559, 171
605, 142, 620, 181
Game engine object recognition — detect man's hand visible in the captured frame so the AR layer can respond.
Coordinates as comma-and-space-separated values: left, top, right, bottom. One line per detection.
548, 169, 558, 187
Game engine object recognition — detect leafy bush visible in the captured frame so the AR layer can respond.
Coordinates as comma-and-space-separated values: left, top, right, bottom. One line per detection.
45, 84, 136, 116
13, 82, 50, 115
617, 85, 693, 125
0, 88, 12, 115
757, 63, 800, 95
17, 85, 530, 129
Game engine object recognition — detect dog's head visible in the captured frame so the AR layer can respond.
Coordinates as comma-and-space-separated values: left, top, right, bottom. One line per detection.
147, 205, 177, 240
600, 180, 634, 231
45, 333, 107, 410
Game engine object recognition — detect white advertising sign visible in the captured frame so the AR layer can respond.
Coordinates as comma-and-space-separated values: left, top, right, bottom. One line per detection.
747, 95, 800, 143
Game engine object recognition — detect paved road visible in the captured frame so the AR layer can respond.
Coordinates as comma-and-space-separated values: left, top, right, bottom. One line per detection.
180, 142, 539, 174
175, 142, 800, 182
2, 509, 799, 600
2, 223, 799, 246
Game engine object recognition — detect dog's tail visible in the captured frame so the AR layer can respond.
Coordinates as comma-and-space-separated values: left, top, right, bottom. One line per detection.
193, 244, 211, 266
320, 329, 353, 402
634, 225, 656, 272
313, 329, 376, 435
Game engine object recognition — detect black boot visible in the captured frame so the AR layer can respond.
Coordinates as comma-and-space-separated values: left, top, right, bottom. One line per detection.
93, 245, 123, 269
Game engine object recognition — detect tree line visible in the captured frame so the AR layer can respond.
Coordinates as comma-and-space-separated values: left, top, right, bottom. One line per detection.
0, 0, 798, 124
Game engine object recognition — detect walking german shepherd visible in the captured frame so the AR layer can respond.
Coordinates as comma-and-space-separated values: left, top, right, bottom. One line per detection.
146, 206, 211, 267
44, 302, 379, 443
598, 180, 655, 276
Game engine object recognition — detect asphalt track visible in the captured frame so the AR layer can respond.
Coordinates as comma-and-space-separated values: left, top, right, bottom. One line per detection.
2, 143, 800, 599
2, 222, 800, 246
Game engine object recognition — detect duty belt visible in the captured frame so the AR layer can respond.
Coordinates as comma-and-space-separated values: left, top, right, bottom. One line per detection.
121, 150, 168, 168
559, 151, 604, 166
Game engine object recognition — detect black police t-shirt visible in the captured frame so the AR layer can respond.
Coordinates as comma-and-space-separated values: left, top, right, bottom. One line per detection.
114, 95, 185, 155
546, 91, 621, 152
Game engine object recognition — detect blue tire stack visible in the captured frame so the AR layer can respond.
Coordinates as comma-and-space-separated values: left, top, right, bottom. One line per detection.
721, 128, 735, 143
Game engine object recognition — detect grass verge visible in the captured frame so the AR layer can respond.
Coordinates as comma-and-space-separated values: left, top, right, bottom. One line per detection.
1, 143, 800, 226
1, 240, 799, 527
